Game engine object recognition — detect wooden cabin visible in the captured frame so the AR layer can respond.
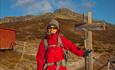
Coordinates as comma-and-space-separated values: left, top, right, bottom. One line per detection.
0, 27, 16, 50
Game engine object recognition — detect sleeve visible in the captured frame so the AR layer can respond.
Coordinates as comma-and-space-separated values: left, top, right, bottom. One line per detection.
60, 35, 84, 57
36, 39, 45, 70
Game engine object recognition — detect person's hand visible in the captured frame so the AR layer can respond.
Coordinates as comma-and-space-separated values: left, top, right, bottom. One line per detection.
83, 49, 92, 57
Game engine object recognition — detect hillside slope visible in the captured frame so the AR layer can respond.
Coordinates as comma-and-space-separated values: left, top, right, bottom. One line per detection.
0, 8, 115, 53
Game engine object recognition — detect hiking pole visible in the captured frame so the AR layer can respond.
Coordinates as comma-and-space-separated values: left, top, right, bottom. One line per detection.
85, 51, 89, 70
83, 28, 88, 70
84, 40, 89, 70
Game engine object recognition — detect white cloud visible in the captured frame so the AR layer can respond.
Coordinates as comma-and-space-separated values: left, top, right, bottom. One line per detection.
13, 0, 79, 15
15, 0, 34, 6
14, 0, 53, 15
26, 0, 53, 15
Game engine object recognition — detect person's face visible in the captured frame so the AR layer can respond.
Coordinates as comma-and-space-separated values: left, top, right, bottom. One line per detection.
47, 25, 58, 34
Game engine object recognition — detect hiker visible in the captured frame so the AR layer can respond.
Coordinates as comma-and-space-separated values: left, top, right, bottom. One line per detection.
36, 19, 90, 70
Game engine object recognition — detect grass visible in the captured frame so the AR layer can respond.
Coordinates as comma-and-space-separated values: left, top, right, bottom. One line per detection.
0, 50, 36, 70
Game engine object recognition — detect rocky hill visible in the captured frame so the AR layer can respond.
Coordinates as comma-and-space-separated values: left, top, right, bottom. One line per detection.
0, 8, 115, 52
0, 8, 83, 23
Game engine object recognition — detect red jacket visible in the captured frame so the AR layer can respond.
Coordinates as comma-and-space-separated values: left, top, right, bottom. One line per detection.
36, 32, 84, 70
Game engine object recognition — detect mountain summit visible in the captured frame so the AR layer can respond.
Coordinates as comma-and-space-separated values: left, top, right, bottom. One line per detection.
54, 8, 82, 21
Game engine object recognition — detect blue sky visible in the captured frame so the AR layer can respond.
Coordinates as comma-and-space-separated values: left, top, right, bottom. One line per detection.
0, 0, 115, 24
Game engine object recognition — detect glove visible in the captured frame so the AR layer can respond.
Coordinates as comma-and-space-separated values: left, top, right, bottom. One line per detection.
83, 49, 92, 57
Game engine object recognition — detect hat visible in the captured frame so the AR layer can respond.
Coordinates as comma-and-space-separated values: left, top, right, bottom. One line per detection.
48, 19, 59, 29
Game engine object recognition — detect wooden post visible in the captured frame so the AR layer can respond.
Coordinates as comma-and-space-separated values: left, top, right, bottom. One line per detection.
108, 60, 110, 70
87, 11, 93, 70
14, 42, 27, 69
87, 31, 93, 70
20, 42, 26, 61
103, 22, 106, 30
88, 12, 92, 24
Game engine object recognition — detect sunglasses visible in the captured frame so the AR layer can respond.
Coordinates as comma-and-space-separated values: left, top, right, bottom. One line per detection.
47, 27, 57, 29
47, 25, 58, 29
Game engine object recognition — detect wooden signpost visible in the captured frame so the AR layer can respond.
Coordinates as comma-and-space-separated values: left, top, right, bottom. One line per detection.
76, 11, 105, 70
75, 0, 106, 69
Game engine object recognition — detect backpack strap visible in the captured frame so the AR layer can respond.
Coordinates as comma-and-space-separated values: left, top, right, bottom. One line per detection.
43, 37, 48, 70
57, 33, 63, 46
44, 39, 48, 50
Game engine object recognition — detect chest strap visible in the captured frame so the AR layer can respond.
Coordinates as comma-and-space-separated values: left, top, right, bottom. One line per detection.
44, 33, 63, 48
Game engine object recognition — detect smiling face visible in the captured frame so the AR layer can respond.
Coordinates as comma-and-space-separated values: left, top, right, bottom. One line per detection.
47, 25, 58, 34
